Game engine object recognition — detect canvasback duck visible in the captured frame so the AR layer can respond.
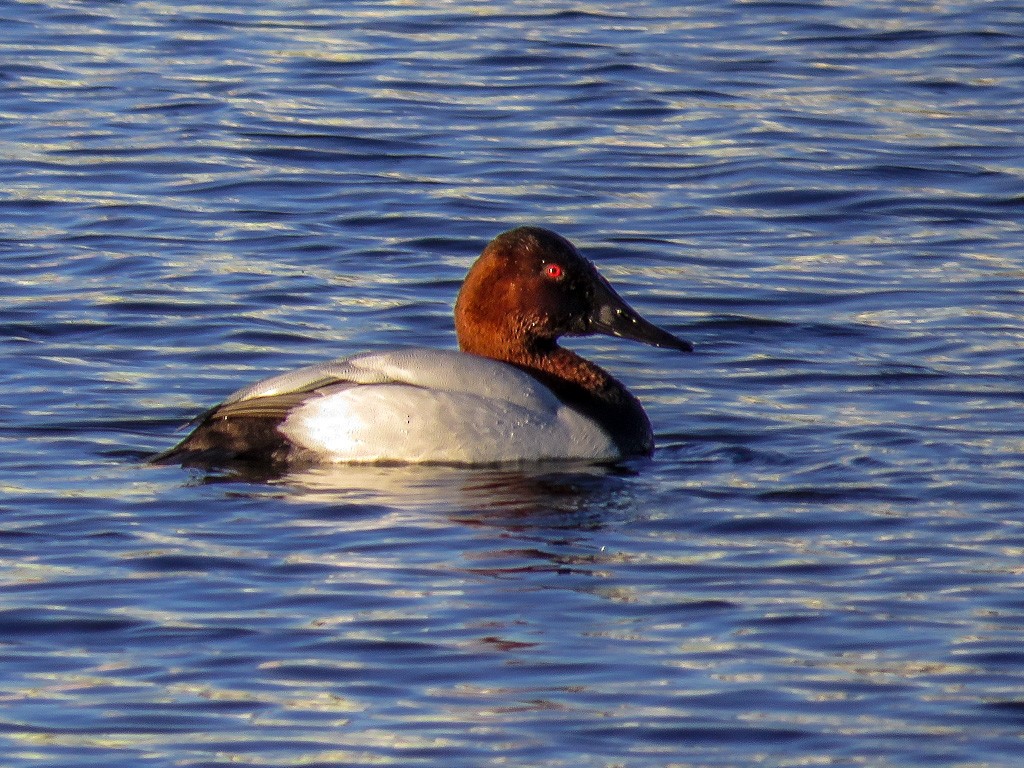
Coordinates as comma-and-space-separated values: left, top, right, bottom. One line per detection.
153, 227, 692, 468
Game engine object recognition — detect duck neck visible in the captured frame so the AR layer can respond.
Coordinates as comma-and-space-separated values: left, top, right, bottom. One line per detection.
521, 343, 621, 401
463, 336, 654, 456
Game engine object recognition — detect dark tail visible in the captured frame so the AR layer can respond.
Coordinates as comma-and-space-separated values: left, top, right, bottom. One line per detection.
149, 410, 293, 470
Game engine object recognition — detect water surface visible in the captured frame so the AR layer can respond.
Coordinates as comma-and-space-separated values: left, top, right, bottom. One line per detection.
2, 1, 1024, 766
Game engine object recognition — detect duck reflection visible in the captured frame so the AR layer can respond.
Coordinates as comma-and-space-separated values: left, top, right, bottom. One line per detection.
161, 459, 647, 590
276, 460, 641, 528
268, 462, 643, 587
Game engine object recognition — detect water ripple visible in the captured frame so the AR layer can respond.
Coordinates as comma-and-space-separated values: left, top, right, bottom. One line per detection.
2, 1, 1024, 767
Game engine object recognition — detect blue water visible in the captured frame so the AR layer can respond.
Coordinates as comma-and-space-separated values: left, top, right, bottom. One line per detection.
3, 1, 1024, 766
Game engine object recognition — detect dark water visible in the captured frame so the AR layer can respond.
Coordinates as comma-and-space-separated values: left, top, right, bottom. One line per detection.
3, 1, 1024, 766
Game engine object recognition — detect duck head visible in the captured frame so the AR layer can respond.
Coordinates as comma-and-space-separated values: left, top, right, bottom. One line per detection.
454, 226, 693, 359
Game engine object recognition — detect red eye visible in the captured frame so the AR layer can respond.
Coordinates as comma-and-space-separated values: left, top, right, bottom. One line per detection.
544, 263, 564, 280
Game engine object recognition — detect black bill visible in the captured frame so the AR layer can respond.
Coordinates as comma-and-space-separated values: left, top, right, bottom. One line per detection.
587, 272, 693, 352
